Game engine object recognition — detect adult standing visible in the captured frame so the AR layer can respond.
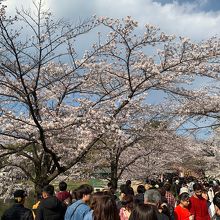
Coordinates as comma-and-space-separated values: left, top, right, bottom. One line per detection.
56, 181, 72, 206
144, 189, 169, 220
36, 184, 66, 220
84, 194, 120, 220
211, 192, 220, 220
174, 192, 193, 220
129, 203, 158, 220
189, 183, 210, 220
64, 184, 93, 220
1, 189, 33, 220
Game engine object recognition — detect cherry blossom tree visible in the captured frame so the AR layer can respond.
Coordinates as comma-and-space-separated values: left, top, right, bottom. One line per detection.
76, 119, 205, 188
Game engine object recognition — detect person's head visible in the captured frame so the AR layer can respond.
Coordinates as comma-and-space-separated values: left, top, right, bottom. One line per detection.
129, 203, 158, 220
213, 192, 220, 216
144, 189, 161, 207
193, 183, 203, 197
93, 195, 120, 220
42, 185, 54, 198
14, 190, 27, 204
137, 185, 146, 194
120, 184, 134, 197
76, 184, 93, 202
163, 183, 171, 192
179, 192, 190, 208
158, 187, 166, 197
202, 189, 209, 201
59, 181, 67, 191
90, 191, 105, 210
126, 180, 132, 186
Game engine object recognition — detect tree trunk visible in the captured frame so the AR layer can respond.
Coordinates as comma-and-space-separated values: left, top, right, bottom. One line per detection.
34, 179, 50, 195
110, 161, 118, 189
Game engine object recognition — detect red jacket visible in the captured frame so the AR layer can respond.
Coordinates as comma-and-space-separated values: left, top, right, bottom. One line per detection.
189, 195, 210, 220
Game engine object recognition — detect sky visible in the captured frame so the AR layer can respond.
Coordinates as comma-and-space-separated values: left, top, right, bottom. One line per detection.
6, 0, 220, 41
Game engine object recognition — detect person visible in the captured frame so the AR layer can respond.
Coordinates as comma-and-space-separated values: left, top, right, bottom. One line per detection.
1, 189, 33, 220
32, 193, 42, 219
56, 181, 72, 206
125, 180, 135, 195
212, 192, 220, 220
64, 184, 93, 220
164, 183, 176, 208
188, 183, 210, 220
134, 185, 146, 204
118, 184, 133, 210
119, 194, 133, 220
144, 189, 169, 220
129, 203, 158, 220
174, 192, 193, 220
171, 179, 181, 198
36, 184, 66, 220
84, 194, 120, 220
202, 189, 211, 207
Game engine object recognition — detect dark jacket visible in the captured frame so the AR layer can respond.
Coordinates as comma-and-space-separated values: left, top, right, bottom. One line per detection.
134, 193, 144, 204
156, 211, 169, 220
36, 196, 66, 220
1, 203, 33, 220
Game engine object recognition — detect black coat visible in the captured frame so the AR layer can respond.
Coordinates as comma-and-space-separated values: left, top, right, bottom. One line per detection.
36, 196, 66, 220
1, 203, 33, 220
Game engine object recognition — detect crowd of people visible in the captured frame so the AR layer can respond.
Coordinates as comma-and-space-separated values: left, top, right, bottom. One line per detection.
2, 177, 220, 220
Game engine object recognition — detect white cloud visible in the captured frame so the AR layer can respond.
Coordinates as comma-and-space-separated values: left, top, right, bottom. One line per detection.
5, 0, 220, 40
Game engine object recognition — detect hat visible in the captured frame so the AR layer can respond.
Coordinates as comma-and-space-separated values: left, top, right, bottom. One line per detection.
14, 190, 27, 198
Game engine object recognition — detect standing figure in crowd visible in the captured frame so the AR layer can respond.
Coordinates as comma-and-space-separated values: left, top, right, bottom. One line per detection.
174, 192, 193, 220
64, 184, 93, 220
134, 185, 146, 205
164, 183, 176, 209
56, 181, 72, 206
213, 192, 220, 220
125, 180, 135, 196
144, 189, 169, 220
32, 193, 42, 219
119, 194, 134, 220
189, 183, 210, 220
84, 194, 120, 220
1, 189, 33, 220
36, 184, 66, 220
129, 203, 158, 220
171, 179, 181, 198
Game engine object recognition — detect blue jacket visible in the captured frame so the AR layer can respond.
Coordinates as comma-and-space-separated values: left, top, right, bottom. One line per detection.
83, 210, 93, 220
64, 200, 90, 220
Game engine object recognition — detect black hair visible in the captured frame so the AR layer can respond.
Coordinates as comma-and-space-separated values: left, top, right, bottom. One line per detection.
59, 181, 67, 191
126, 180, 131, 186
120, 184, 134, 196
76, 184, 93, 199
213, 192, 220, 209
129, 204, 158, 220
137, 185, 146, 194
43, 184, 54, 196
179, 192, 190, 201
193, 183, 203, 191
164, 183, 171, 191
